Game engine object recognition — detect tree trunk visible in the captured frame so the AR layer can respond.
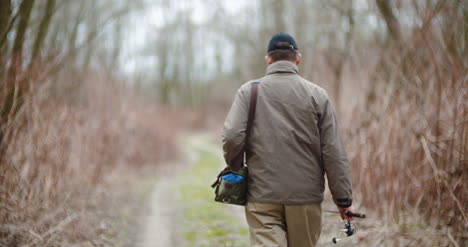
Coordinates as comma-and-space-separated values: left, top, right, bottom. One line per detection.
0, 0, 11, 50
82, 3, 97, 72
272, 0, 286, 31
110, 21, 122, 73
462, 0, 467, 57
1, 0, 34, 145
67, 1, 85, 68
31, 0, 56, 63
0, 0, 11, 81
7, 0, 34, 83
376, 0, 400, 40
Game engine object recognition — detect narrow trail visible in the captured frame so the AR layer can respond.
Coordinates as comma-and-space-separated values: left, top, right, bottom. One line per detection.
138, 134, 248, 247
138, 167, 181, 247
137, 135, 197, 247
138, 133, 376, 247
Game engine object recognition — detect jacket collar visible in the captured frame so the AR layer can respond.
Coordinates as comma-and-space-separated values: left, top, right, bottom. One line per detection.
266, 61, 299, 75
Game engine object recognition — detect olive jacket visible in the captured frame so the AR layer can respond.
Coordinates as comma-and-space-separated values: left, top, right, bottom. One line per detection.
222, 61, 353, 207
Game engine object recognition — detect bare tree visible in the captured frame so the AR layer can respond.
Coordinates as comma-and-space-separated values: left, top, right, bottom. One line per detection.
0, 0, 11, 82
30, 0, 56, 64
376, 0, 400, 40
1, 0, 34, 145
0, 0, 11, 54
7, 0, 34, 84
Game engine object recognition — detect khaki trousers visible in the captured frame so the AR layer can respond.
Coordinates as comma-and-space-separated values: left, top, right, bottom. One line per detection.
245, 202, 322, 247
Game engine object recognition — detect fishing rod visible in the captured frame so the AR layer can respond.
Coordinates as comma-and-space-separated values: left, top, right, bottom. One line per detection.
323, 210, 366, 244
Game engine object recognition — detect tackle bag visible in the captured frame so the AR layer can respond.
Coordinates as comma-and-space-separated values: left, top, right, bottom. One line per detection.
211, 81, 259, 206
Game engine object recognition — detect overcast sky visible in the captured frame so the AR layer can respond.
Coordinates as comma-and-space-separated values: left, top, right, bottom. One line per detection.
120, 0, 250, 77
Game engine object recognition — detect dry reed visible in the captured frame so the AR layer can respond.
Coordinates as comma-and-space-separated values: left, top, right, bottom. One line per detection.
0, 72, 182, 246
316, 12, 468, 245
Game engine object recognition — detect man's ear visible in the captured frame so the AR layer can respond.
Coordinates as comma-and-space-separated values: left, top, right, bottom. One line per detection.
265, 55, 273, 65
295, 53, 302, 65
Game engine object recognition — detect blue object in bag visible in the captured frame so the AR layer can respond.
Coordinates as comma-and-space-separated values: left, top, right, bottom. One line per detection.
222, 173, 244, 183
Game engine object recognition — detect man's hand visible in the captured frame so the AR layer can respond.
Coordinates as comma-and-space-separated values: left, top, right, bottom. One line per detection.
338, 206, 355, 221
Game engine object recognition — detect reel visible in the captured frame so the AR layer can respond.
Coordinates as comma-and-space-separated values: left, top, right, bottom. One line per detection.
325, 211, 366, 244
332, 220, 355, 244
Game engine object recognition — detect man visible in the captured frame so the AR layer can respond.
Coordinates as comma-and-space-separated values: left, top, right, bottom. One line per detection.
222, 32, 354, 247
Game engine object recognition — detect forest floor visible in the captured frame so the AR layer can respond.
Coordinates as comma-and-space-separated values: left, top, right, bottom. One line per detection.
137, 133, 379, 247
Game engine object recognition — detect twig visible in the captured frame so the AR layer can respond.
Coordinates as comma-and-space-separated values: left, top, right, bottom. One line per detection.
21, 213, 77, 247
419, 136, 441, 204
0, 203, 13, 211
447, 230, 460, 247
28, 230, 41, 240
440, 176, 468, 224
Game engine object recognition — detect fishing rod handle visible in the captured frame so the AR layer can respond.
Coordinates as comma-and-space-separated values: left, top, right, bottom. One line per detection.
345, 211, 366, 218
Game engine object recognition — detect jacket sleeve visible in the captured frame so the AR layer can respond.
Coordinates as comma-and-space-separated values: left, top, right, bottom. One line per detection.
318, 93, 353, 208
222, 86, 249, 166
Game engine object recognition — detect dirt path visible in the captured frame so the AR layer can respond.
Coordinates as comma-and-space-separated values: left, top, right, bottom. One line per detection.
138, 169, 179, 247
138, 134, 248, 247
138, 135, 197, 247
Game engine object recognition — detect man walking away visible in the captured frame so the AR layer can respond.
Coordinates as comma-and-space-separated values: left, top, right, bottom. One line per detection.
222, 32, 355, 247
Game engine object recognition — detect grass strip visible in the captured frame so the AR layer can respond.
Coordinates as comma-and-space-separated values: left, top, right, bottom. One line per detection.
178, 136, 249, 247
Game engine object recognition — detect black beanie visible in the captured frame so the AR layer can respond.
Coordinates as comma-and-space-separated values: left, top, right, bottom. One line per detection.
267, 32, 299, 52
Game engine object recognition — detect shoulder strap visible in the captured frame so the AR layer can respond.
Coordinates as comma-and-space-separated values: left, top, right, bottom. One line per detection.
244, 81, 259, 150
229, 81, 259, 171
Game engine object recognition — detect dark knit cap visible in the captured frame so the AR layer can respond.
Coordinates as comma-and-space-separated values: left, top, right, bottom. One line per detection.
267, 32, 299, 52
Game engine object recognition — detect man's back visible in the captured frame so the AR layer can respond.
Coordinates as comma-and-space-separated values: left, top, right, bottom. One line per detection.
223, 60, 352, 206
245, 60, 326, 204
